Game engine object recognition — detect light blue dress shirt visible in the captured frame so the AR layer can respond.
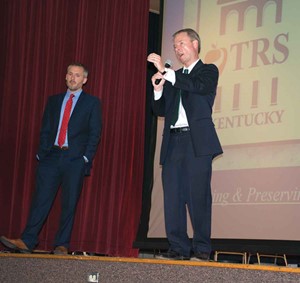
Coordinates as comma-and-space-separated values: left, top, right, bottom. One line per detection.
54, 89, 82, 147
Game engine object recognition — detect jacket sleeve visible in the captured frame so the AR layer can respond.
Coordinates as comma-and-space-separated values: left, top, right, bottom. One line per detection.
151, 81, 174, 117
174, 64, 219, 96
37, 97, 54, 159
84, 97, 102, 162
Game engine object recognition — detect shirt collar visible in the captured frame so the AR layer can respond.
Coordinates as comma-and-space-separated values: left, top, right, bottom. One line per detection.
66, 88, 82, 98
184, 59, 199, 73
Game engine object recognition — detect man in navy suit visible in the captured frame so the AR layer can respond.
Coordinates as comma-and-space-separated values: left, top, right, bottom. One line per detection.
147, 29, 222, 261
0, 62, 102, 254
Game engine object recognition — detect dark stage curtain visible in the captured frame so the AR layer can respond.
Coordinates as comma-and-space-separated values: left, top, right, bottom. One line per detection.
0, 0, 149, 257
135, 11, 161, 244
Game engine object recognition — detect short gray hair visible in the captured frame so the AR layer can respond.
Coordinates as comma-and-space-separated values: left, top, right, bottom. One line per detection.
172, 28, 201, 54
67, 62, 89, 78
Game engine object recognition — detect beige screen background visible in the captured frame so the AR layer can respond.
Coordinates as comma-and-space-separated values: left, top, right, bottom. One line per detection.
148, 0, 300, 241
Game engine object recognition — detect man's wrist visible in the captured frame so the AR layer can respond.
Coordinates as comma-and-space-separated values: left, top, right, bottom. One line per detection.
159, 68, 167, 75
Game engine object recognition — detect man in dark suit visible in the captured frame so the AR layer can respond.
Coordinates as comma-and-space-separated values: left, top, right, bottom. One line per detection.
147, 29, 222, 261
0, 62, 102, 254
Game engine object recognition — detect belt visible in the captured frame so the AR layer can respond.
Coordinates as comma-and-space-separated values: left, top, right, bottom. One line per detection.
170, 127, 190, 134
53, 145, 69, 150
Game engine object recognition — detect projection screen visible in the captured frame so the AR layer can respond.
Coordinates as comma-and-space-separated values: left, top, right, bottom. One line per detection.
148, 0, 300, 242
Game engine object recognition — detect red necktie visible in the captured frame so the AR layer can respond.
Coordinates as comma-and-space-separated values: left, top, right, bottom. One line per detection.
58, 94, 74, 147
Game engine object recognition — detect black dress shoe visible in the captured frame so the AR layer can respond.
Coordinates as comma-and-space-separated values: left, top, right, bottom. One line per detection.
190, 252, 211, 262
156, 250, 190, 260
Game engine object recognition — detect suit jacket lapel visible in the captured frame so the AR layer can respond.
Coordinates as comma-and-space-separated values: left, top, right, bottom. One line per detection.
69, 91, 86, 122
189, 59, 203, 75
54, 93, 65, 131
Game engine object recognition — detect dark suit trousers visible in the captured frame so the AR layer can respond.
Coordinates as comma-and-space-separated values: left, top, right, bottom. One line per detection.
21, 147, 86, 249
162, 131, 213, 257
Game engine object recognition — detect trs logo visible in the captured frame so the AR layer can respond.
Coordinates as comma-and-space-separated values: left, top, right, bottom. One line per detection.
204, 44, 227, 75
218, 0, 282, 35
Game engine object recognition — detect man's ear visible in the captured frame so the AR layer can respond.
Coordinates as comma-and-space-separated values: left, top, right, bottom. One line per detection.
192, 40, 199, 52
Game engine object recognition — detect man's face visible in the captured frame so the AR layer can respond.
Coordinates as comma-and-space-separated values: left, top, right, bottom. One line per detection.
173, 32, 199, 67
65, 66, 87, 91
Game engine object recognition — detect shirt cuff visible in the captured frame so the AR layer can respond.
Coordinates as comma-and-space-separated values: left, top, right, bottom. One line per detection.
154, 90, 163, 100
83, 156, 89, 163
164, 68, 176, 85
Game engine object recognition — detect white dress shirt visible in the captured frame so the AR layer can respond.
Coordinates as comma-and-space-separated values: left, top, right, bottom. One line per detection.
154, 60, 199, 128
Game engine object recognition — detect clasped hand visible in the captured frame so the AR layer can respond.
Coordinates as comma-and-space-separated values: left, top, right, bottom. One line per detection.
147, 53, 165, 89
